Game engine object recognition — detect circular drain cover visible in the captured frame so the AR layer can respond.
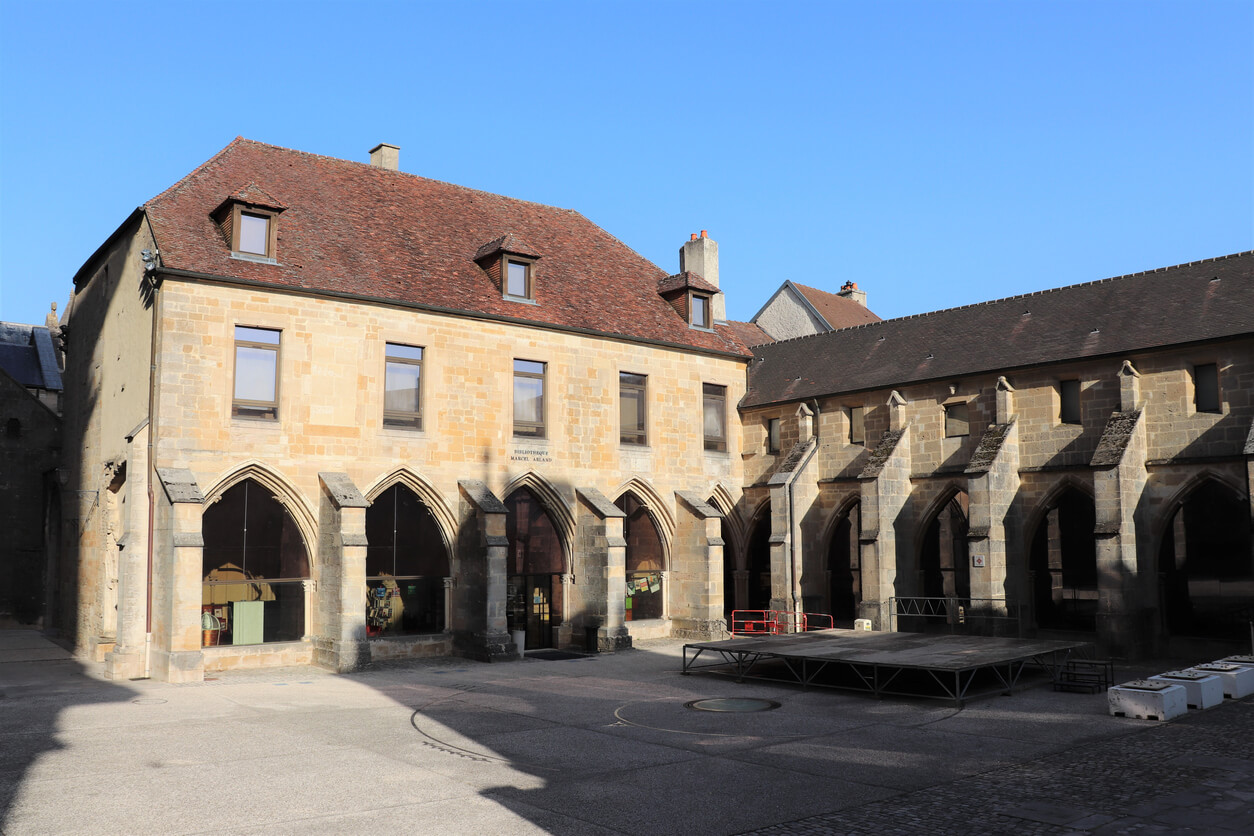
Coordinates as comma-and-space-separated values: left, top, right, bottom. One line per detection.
131, 698, 167, 705
685, 698, 780, 713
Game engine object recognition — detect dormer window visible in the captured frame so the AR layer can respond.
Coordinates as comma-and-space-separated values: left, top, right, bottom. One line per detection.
506, 259, 532, 300
213, 185, 285, 263
691, 293, 711, 329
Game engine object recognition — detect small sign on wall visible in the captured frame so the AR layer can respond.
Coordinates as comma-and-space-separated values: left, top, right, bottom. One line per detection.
971, 554, 987, 568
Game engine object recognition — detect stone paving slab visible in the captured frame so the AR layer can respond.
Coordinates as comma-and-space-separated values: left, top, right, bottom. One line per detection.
2, 632, 1251, 835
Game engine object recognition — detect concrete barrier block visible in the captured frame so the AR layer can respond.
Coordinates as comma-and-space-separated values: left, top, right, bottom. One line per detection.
1191, 663, 1254, 699
1108, 680, 1188, 721
1149, 671, 1224, 709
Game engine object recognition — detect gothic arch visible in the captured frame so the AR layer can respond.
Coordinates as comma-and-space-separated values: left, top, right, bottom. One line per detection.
1022, 475, 1095, 555
611, 476, 675, 553
1152, 469, 1248, 543
820, 491, 863, 552
915, 481, 970, 536
203, 461, 317, 563
706, 484, 744, 566
502, 470, 575, 564
364, 468, 457, 554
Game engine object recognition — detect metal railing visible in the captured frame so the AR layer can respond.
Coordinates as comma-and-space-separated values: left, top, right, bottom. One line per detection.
729, 610, 835, 635
890, 596, 1025, 637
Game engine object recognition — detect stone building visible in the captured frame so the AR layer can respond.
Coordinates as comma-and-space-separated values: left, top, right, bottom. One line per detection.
749, 279, 880, 342
737, 253, 1254, 657
0, 315, 63, 625
58, 138, 751, 682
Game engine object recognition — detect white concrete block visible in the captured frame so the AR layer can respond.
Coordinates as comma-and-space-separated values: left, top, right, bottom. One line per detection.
1218, 654, 1254, 669
853, 618, 873, 632
1108, 680, 1187, 721
1190, 663, 1254, 699
1149, 671, 1224, 709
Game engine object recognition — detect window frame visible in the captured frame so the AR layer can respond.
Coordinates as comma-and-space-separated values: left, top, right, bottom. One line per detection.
943, 401, 970, 438
503, 257, 536, 302
703, 382, 727, 452
690, 292, 712, 329
767, 417, 781, 454
383, 342, 424, 430
229, 204, 278, 260
849, 405, 866, 445
619, 371, 648, 446
1059, 379, 1082, 425
513, 359, 546, 438
1193, 363, 1221, 413
232, 325, 281, 421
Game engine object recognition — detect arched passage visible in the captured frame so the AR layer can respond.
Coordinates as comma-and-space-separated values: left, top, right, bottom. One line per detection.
918, 490, 970, 600
615, 492, 666, 622
826, 500, 862, 626
1029, 486, 1098, 632
364, 484, 450, 636
504, 487, 566, 649
1159, 477, 1254, 639
745, 503, 773, 612
201, 478, 310, 646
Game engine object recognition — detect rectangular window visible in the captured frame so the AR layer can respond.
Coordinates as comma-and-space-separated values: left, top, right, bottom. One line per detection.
849, 406, 865, 444
1193, 363, 1220, 413
944, 402, 969, 437
506, 260, 532, 300
384, 343, 423, 429
691, 294, 711, 329
767, 418, 781, 454
238, 212, 270, 256
233, 326, 280, 420
513, 359, 546, 438
620, 372, 647, 445
703, 383, 726, 451
1059, 379, 1081, 424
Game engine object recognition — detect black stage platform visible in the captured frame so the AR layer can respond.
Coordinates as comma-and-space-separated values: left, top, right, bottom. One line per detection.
681, 630, 1092, 705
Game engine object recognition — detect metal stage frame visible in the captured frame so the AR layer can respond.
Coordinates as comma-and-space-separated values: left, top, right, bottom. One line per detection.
681, 630, 1092, 706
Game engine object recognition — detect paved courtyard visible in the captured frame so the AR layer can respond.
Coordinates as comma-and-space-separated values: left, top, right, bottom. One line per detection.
1, 629, 1250, 835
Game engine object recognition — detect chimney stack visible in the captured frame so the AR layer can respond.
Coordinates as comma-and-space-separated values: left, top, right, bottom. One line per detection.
838, 280, 868, 308
679, 230, 725, 323
369, 143, 400, 170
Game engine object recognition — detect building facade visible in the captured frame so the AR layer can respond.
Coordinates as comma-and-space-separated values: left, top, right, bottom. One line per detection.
737, 254, 1254, 658
59, 139, 750, 682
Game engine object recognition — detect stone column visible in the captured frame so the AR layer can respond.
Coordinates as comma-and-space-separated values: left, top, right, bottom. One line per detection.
574, 488, 630, 651
858, 395, 912, 631
965, 411, 1019, 623
672, 491, 726, 638
454, 480, 514, 661
313, 472, 371, 673
150, 468, 205, 683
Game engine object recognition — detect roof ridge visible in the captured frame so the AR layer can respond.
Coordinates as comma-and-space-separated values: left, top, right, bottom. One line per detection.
822, 250, 1254, 332
226, 137, 587, 217
146, 136, 246, 205
750, 250, 1254, 351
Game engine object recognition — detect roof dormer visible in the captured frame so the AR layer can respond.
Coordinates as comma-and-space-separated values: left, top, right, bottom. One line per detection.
212, 184, 286, 263
474, 233, 542, 303
658, 271, 720, 330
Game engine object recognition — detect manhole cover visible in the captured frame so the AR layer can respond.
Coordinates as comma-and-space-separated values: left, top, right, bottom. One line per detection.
685, 698, 780, 713
131, 698, 167, 705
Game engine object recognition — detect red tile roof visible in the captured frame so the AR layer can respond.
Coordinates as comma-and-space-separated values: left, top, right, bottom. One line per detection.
744, 251, 1254, 408
144, 138, 751, 357
724, 320, 773, 347
791, 282, 881, 328
656, 271, 720, 294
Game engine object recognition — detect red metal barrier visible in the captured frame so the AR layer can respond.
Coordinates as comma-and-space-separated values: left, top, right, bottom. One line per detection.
730, 610, 836, 635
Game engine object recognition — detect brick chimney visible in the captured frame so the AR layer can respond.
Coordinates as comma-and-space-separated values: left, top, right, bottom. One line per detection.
679, 230, 726, 322
369, 143, 400, 170
838, 280, 868, 308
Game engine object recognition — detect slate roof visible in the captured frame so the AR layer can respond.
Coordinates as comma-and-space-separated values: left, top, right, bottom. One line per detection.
133, 138, 750, 358
791, 282, 882, 329
0, 323, 62, 391
744, 252, 1254, 408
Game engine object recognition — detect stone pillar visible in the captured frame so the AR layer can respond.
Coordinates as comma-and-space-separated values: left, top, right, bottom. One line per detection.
313, 472, 371, 673
733, 569, 749, 613
1048, 508, 1064, 604
454, 480, 514, 661
858, 418, 912, 631
575, 488, 630, 651
965, 416, 1019, 621
105, 425, 151, 680
150, 468, 205, 683
672, 491, 726, 638
1091, 407, 1151, 657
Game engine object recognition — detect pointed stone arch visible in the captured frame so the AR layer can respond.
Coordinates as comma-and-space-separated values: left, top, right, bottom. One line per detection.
706, 482, 744, 561
501, 470, 575, 563
1153, 469, 1248, 541
363, 468, 457, 554
916, 481, 970, 600
611, 476, 676, 552
1025, 475, 1098, 632
820, 491, 863, 552
1022, 475, 1096, 553
202, 461, 317, 563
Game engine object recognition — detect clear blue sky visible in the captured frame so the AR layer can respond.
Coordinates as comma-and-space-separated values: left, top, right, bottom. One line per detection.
1, 0, 1250, 329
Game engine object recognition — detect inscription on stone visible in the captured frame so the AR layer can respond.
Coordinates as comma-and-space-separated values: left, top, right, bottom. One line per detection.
510, 450, 554, 464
